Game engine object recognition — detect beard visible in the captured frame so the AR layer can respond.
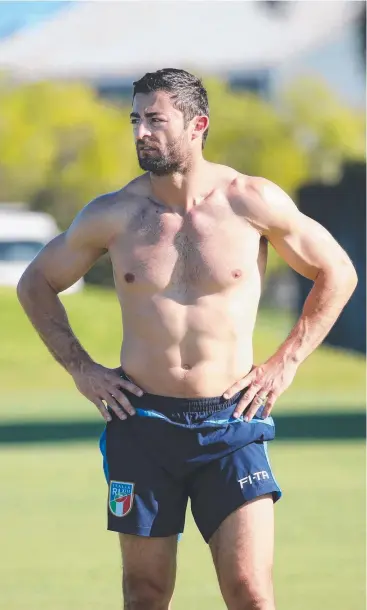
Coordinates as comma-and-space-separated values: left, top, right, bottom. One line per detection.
136, 137, 190, 176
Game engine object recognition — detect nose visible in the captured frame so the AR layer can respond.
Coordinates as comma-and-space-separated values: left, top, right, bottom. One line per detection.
136, 121, 151, 140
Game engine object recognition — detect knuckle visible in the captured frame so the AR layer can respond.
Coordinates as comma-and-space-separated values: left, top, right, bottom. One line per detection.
129, 386, 140, 396
109, 378, 120, 389
109, 375, 120, 385
122, 384, 137, 397
120, 380, 132, 391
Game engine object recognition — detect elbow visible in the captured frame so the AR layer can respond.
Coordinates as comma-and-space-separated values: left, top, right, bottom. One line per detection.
318, 256, 358, 298
340, 256, 358, 294
347, 264, 358, 295
329, 257, 358, 297
17, 266, 50, 305
17, 269, 29, 301
17, 267, 35, 305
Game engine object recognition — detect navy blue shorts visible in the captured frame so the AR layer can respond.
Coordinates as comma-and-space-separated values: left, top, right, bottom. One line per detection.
99, 379, 281, 543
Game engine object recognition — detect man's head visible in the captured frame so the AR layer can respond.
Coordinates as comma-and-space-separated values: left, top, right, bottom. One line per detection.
131, 68, 209, 175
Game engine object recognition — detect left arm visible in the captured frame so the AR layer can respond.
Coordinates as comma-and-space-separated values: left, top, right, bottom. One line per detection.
225, 178, 358, 420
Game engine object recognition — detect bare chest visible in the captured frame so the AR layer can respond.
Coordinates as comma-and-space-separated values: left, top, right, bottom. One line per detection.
110, 203, 264, 295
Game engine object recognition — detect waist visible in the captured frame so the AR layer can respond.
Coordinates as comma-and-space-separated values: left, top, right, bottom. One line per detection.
120, 368, 244, 415
120, 345, 254, 397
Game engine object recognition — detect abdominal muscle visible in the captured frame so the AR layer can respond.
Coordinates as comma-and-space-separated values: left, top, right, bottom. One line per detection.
119, 288, 259, 397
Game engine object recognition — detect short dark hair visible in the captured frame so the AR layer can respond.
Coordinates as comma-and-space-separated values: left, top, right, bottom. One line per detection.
132, 68, 209, 147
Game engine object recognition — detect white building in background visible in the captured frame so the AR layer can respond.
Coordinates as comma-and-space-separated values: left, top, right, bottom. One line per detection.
0, 0, 364, 108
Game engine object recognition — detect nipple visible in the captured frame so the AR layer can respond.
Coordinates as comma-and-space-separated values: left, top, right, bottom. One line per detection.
124, 273, 135, 283
232, 269, 242, 279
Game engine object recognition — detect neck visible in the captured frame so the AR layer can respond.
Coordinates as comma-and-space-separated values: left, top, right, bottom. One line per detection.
149, 156, 211, 212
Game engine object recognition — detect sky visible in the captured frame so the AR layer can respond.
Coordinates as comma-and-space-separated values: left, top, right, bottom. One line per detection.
0, 1, 71, 40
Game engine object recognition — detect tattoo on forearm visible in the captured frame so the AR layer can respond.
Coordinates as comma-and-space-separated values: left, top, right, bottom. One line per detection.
19, 282, 92, 373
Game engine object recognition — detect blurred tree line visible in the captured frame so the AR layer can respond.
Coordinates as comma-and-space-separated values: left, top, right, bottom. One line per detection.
0, 75, 364, 283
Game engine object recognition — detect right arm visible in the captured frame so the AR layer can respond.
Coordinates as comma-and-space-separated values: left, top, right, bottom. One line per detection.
17, 200, 107, 374
17, 198, 143, 421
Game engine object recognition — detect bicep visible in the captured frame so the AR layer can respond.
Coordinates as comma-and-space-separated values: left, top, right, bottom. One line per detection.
267, 212, 346, 280
245, 178, 351, 281
26, 231, 105, 293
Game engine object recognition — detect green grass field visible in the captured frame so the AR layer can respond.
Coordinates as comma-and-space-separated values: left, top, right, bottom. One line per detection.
1, 441, 364, 610
1, 287, 365, 609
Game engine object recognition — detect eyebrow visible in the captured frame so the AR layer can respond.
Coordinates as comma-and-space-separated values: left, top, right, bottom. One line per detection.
129, 111, 163, 118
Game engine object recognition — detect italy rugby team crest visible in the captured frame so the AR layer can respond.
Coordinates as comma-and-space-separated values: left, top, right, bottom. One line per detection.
109, 481, 135, 517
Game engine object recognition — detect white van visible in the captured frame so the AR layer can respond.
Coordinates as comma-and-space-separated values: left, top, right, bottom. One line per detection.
0, 205, 83, 294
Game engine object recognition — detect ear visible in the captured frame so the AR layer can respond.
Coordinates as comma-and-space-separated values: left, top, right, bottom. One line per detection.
191, 116, 209, 141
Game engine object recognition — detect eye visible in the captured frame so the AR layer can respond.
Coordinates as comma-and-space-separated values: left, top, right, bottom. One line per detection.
130, 118, 139, 125
151, 118, 164, 123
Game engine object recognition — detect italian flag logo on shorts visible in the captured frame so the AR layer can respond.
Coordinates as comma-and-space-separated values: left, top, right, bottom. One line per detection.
109, 481, 135, 517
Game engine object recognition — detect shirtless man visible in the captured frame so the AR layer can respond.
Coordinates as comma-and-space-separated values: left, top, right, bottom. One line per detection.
17, 69, 357, 610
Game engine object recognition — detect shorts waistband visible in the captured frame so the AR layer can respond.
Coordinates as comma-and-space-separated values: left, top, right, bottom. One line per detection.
120, 369, 243, 414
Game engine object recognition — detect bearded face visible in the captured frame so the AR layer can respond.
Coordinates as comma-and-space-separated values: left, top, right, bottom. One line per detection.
131, 91, 192, 176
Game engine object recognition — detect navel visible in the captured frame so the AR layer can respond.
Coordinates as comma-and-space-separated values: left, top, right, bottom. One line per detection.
124, 273, 135, 283
232, 269, 242, 279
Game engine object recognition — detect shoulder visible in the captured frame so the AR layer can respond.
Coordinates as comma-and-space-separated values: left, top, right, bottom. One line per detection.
76, 175, 150, 223
123, 173, 151, 197
228, 174, 299, 234
208, 162, 239, 186
208, 163, 292, 209
79, 189, 124, 217
69, 190, 123, 237
66, 178, 147, 248
229, 174, 296, 209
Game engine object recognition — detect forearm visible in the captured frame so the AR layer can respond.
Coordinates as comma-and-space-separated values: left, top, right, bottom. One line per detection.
272, 265, 358, 366
17, 271, 94, 374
